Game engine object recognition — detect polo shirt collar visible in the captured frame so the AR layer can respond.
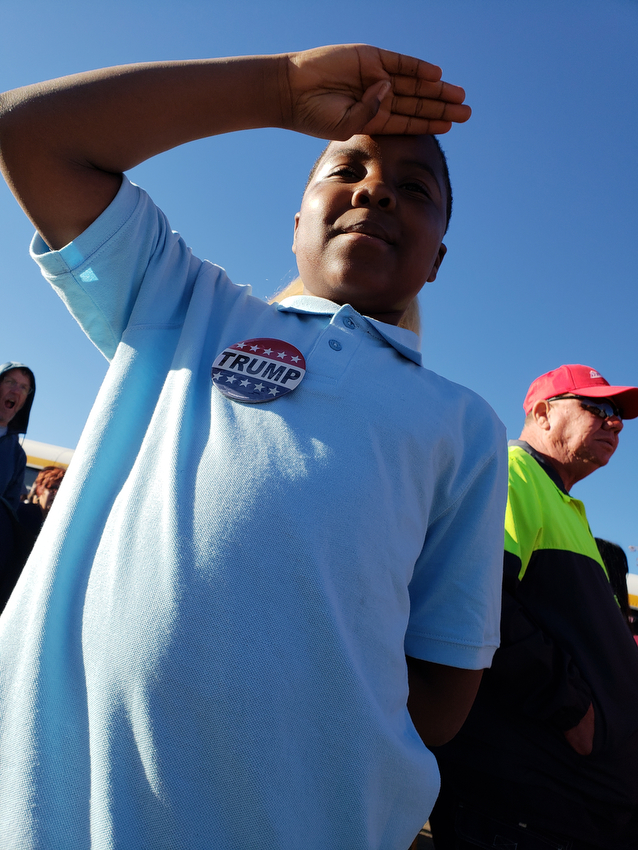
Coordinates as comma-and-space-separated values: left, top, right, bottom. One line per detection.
509, 439, 569, 495
277, 296, 423, 366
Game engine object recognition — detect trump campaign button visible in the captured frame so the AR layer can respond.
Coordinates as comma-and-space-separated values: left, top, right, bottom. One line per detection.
212, 338, 306, 403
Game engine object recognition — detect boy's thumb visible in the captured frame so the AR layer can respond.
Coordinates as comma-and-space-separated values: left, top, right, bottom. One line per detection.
363, 80, 392, 114
339, 80, 391, 136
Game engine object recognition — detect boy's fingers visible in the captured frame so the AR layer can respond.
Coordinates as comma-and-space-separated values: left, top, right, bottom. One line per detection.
362, 114, 455, 136
336, 92, 470, 138
372, 50, 471, 119
375, 48, 443, 83
390, 75, 468, 105
389, 95, 472, 124
287, 44, 471, 138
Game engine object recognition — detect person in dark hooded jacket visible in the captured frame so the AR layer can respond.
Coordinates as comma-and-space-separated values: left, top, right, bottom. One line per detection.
0, 361, 36, 509
0, 361, 36, 612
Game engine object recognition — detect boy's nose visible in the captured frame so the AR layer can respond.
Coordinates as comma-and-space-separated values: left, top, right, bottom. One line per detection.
351, 180, 396, 210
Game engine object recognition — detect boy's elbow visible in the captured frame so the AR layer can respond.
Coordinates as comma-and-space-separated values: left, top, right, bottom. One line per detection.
421, 718, 468, 748
409, 709, 471, 748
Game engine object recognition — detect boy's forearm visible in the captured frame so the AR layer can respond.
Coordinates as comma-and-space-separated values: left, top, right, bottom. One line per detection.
0, 55, 285, 248
406, 657, 483, 747
0, 55, 286, 170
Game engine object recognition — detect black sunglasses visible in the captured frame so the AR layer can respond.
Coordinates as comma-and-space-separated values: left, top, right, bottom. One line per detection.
546, 395, 623, 421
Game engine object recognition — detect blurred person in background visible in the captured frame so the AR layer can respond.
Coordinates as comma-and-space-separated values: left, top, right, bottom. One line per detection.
0, 466, 69, 612
0, 362, 36, 613
0, 362, 35, 509
18, 465, 66, 538
595, 538, 632, 629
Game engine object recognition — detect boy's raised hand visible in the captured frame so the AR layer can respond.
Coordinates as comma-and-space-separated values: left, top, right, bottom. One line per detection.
281, 44, 471, 140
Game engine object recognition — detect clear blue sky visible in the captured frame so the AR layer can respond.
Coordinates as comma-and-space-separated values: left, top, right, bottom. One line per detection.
2, 0, 638, 570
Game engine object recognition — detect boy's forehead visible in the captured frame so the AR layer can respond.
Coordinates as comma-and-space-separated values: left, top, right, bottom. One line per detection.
320, 134, 443, 174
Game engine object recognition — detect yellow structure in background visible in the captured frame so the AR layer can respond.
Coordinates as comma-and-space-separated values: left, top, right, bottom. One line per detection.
21, 438, 75, 490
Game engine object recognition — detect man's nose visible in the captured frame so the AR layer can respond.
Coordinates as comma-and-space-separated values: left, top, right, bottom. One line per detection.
604, 415, 623, 433
351, 178, 396, 210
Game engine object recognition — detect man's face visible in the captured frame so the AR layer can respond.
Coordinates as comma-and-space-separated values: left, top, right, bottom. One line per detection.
292, 134, 448, 325
0, 369, 31, 428
546, 396, 623, 478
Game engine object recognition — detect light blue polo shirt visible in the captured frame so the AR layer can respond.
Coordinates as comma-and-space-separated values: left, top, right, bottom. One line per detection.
0, 177, 507, 849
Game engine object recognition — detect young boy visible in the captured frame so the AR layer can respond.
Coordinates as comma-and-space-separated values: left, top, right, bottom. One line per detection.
0, 45, 507, 849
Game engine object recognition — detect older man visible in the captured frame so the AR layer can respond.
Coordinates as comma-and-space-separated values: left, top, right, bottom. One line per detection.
431, 364, 638, 850
0, 361, 36, 509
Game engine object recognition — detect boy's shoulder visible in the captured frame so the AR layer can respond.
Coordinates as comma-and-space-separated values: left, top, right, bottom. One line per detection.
420, 366, 504, 432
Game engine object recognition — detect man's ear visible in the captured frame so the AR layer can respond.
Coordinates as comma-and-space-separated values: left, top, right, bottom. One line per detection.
533, 399, 551, 431
426, 244, 447, 283
292, 212, 301, 254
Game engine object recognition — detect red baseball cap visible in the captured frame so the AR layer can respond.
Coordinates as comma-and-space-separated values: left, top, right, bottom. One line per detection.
523, 364, 638, 419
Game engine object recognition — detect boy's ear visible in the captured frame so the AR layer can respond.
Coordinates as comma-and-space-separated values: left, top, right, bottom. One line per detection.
292, 212, 301, 254
426, 244, 447, 283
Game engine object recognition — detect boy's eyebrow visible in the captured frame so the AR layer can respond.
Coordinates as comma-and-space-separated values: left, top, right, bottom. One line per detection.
321, 148, 441, 185
399, 159, 442, 186
318, 146, 369, 170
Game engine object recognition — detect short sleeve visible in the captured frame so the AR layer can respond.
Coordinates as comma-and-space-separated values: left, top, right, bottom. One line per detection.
405, 424, 508, 670
30, 177, 198, 361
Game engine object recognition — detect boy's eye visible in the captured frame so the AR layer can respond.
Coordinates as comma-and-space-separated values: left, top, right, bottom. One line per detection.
402, 181, 430, 197
328, 165, 359, 179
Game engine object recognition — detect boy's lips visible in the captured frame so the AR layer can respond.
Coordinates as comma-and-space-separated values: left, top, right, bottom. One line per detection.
336, 219, 395, 245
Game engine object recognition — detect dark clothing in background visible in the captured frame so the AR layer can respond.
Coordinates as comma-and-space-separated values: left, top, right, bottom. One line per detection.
0, 498, 37, 612
16, 501, 45, 538
0, 431, 27, 512
431, 442, 638, 850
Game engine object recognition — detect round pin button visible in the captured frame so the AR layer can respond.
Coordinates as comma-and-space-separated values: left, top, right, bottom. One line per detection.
329, 339, 342, 351
343, 317, 356, 329
212, 338, 306, 403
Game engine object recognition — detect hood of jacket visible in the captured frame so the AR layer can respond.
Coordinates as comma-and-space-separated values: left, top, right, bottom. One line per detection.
0, 361, 36, 435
